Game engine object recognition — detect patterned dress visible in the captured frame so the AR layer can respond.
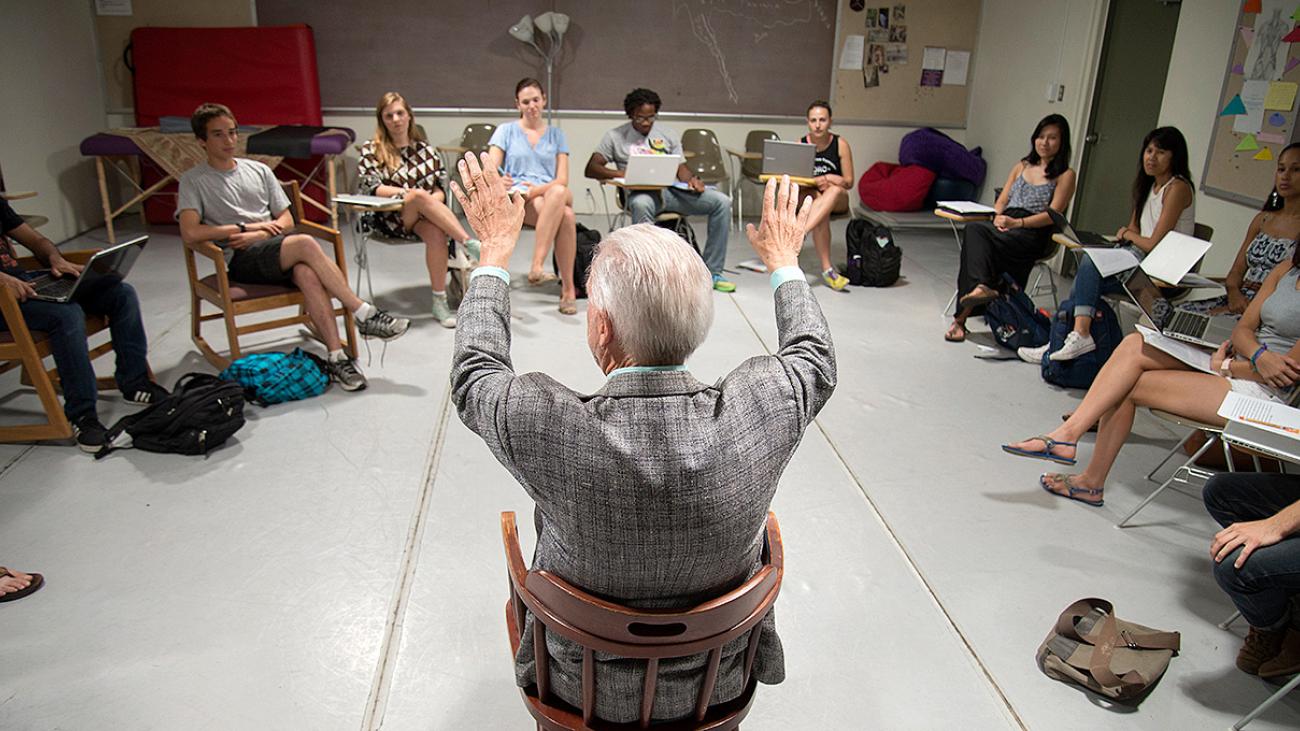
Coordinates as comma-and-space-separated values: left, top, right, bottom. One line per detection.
356, 139, 443, 240
1179, 229, 1296, 315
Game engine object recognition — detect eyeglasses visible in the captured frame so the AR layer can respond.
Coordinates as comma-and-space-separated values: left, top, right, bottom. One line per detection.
632, 114, 657, 124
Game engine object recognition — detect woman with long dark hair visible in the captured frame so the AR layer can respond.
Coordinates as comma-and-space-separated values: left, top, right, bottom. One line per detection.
946, 114, 1077, 342
1022, 126, 1195, 362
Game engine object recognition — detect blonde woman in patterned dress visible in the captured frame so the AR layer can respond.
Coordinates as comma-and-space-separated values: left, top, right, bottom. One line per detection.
357, 92, 479, 328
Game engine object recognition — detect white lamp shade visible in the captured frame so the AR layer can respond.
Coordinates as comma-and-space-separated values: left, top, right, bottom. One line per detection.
534, 11, 554, 34
552, 13, 570, 35
508, 15, 534, 43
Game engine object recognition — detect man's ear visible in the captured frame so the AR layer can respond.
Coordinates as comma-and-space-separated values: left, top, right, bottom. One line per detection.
594, 307, 615, 348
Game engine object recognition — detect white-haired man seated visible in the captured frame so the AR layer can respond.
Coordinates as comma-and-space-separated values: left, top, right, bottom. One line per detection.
449, 152, 835, 723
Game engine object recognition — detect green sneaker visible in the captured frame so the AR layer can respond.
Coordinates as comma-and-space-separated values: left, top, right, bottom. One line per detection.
712, 274, 736, 293
822, 268, 850, 291
431, 294, 457, 329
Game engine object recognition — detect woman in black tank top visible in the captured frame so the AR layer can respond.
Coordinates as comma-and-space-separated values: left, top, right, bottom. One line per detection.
800, 101, 855, 291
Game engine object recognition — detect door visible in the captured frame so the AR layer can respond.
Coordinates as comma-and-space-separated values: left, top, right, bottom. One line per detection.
1073, 0, 1182, 233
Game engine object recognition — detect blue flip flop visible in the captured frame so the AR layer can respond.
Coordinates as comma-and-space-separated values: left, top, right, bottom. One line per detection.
1001, 435, 1077, 465
1040, 473, 1104, 507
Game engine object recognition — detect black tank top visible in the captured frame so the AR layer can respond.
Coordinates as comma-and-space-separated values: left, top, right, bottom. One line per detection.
802, 133, 842, 177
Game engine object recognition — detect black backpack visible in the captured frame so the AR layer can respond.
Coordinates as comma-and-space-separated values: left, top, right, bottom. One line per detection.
1040, 298, 1122, 389
983, 273, 1051, 350
553, 222, 602, 299
846, 220, 902, 287
95, 373, 247, 459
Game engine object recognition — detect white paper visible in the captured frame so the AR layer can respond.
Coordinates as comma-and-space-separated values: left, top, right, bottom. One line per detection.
1244, 0, 1294, 82
96, 0, 132, 15
936, 200, 996, 214
1235, 80, 1269, 134
1140, 230, 1213, 285
332, 194, 402, 208
1135, 325, 1215, 373
922, 46, 947, 71
943, 50, 970, 86
840, 35, 866, 70
737, 258, 767, 273
1218, 391, 1300, 428
1083, 248, 1141, 277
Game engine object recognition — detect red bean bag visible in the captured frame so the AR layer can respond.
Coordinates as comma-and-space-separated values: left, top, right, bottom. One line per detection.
857, 162, 937, 212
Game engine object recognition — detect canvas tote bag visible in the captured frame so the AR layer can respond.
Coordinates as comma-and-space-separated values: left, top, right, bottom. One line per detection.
1037, 597, 1180, 702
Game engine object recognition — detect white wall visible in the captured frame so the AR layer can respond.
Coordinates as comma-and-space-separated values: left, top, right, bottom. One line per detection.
1159, 0, 1258, 276
0, 0, 107, 242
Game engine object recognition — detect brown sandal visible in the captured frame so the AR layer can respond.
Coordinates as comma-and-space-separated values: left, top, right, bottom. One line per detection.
528, 271, 558, 286
944, 321, 967, 342
0, 567, 44, 603
558, 298, 577, 316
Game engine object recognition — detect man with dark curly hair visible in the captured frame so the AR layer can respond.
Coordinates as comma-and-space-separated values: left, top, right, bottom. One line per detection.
585, 88, 736, 292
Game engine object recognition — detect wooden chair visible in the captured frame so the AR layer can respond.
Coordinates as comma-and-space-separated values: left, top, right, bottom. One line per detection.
0, 250, 116, 442
725, 130, 778, 229
184, 181, 357, 369
501, 511, 783, 730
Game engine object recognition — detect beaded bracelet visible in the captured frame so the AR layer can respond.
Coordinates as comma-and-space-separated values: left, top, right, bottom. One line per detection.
1251, 344, 1269, 372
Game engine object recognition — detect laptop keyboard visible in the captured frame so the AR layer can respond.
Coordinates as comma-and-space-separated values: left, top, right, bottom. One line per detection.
1167, 309, 1209, 338
32, 274, 75, 299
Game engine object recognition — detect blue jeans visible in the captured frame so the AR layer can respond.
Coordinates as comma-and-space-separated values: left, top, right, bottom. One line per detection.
4, 281, 150, 420
1204, 472, 1300, 629
1069, 251, 1129, 318
626, 188, 732, 277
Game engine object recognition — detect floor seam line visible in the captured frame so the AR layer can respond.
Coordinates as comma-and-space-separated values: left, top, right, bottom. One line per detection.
730, 292, 1028, 731
360, 381, 454, 731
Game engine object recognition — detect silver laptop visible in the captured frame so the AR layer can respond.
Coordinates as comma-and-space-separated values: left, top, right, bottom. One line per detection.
622, 153, 683, 186
1121, 268, 1236, 348
1047, 208, 1114, 247
28, 236, 148, 303
761, 139, 815, 177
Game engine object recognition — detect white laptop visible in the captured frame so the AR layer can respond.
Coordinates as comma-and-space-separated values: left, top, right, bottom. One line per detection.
615, 154, 684, 186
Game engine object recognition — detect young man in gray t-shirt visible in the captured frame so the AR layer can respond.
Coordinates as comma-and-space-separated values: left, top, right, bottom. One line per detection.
584, 87, 735, 292
177, 103, 409, 391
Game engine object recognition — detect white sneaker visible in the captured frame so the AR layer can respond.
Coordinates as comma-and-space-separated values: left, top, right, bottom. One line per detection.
1049, 331, 1096, 362
1017, 343, 1050, 364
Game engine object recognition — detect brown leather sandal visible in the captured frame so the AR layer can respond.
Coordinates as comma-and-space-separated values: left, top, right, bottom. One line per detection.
0, 567, 44, 603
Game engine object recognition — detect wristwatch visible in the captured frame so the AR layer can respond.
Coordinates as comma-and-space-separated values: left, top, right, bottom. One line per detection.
237, 222, 247, 233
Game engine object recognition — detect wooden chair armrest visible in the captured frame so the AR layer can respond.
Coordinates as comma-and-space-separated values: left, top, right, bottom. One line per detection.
183, 238, 225, 262
0, 191, 37, 201
500, 512, 529, 587
725, 148, 762, 160
297, 220, 341, 239
763, 512, 783, 570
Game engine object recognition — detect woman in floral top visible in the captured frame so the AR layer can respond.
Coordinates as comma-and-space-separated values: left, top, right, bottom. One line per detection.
357, 91, 478, 328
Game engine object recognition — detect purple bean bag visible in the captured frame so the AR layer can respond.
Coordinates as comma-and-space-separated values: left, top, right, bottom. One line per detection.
899, 128, 987, 187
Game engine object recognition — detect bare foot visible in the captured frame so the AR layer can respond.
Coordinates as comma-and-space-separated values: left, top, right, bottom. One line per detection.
1041, 472, 1104, 505
0, 568, 33, 597
959, 283, 999, 308
944, 320, 968, 342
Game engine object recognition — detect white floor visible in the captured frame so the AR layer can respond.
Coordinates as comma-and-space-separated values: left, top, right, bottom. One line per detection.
0, 215, 1296, 730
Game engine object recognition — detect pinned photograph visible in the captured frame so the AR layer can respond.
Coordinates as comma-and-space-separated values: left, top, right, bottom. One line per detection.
890, 25, 908, 43
878, 7, 889, 28
851, 0, 865, 11
868, 28, 890, 43
863, 63, 880, 88
892, 4, 906, 23
864, 6, 875, 26
885, 44, 909, 65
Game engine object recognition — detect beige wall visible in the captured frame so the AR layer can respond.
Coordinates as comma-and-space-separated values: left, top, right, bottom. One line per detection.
0, 0, 107, 242
95, 0, 254, 113
1159, 0, 1257, 276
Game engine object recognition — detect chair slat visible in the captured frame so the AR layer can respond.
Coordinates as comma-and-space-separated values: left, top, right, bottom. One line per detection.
694, 647, 723, 722
582, 647, 595, 725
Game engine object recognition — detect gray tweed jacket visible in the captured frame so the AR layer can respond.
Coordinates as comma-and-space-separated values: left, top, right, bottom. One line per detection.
451, 274, 835, 723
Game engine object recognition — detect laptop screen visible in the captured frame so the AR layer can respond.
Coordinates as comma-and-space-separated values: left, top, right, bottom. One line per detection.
1122, 268, 1172, 330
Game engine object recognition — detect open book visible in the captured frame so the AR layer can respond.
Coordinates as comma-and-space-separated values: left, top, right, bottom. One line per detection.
1083, 230, 1212, 283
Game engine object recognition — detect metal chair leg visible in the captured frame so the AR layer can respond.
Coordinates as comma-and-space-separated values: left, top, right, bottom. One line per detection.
1117, 434, 1218, 528
1233, 671, 1300, 729
943, 219, 964, 314
1219, 610, 1242, 630
1147, 431, 1196, 483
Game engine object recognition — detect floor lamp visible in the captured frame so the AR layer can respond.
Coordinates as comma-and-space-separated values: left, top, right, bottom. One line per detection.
508, 12, 569, 125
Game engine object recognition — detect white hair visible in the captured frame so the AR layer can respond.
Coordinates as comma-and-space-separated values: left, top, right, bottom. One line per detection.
586, 223, 714, 364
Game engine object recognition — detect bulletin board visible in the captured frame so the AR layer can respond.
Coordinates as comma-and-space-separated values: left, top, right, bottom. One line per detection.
1203, 1, 1300, 207
830, 0, 980, 127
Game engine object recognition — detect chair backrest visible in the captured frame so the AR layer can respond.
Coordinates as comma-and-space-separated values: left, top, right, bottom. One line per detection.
681, 128, 728, 184
461, 124, 497, 156
282, 180, 304, 224
502, 511, 784, 728
1193, 222, 1214, 242
743, 130, 779, 181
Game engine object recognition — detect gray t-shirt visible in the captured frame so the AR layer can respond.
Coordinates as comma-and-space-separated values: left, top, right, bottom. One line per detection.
594, 122, 681, 171
176, 159, 290, 232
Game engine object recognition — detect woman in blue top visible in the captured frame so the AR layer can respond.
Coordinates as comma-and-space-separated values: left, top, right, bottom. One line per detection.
945, 114, 1077, 342
487, 78, 578, 314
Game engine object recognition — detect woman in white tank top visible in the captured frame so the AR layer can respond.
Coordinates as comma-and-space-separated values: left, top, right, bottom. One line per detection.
1023, 126, 1196, 363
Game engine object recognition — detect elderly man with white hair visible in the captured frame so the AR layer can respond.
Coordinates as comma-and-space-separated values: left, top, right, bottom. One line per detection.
449, 152, 836, 723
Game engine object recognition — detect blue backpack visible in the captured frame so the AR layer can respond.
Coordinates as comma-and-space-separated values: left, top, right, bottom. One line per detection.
983, 274, 1050, 350
219, 348, 330, 406
1040, 298, 1122, 389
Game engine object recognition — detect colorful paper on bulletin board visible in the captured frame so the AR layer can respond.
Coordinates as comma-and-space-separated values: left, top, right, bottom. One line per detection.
1243, 0, 1261, 13
1288, 57, 1300, 73
1256, 147, 1274, 160
1265, 81, 1299, 109
1242, 26, 1256, 45
1244, 7, 1292, 81
1222, 94, 1248, 115
1234, 63, 1246, 74
1259, 131, 1287, 143
1293, 6, 1300, 20
1237, 134, 1261, 151
1270, 111, 1288, 125
1235, 80, 1269, 133
1284, 26, 1300, 42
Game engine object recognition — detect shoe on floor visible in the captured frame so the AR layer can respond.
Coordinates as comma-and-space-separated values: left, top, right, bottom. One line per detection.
122, 379, 170, 406
1049, 331, 1095, 361
1258, 627, 1300, 678
357, 308, 410, 341
712, 274, 736, 293
1239, 625, 1288, 675
822, 268, 850, 291
0, 568, 44, 603
431, 295, 457, 329
71, 413, 107, 453
326, 355, 368, 392
1018, 343, 1050, 364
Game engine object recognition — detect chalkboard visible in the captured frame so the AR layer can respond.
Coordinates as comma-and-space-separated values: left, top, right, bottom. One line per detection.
1203, 2, 1300, 207
829, 0, 979, 126
256, 0, 838, 115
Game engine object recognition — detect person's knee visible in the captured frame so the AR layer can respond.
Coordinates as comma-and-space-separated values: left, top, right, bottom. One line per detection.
626, 195, 655, 218
545, 184, 567, 202
710, 191, 732, 214
49, 304, 86, 337
284, 234, 324, 260
562, 206, 575, 225
1211, 548, 1247, 593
